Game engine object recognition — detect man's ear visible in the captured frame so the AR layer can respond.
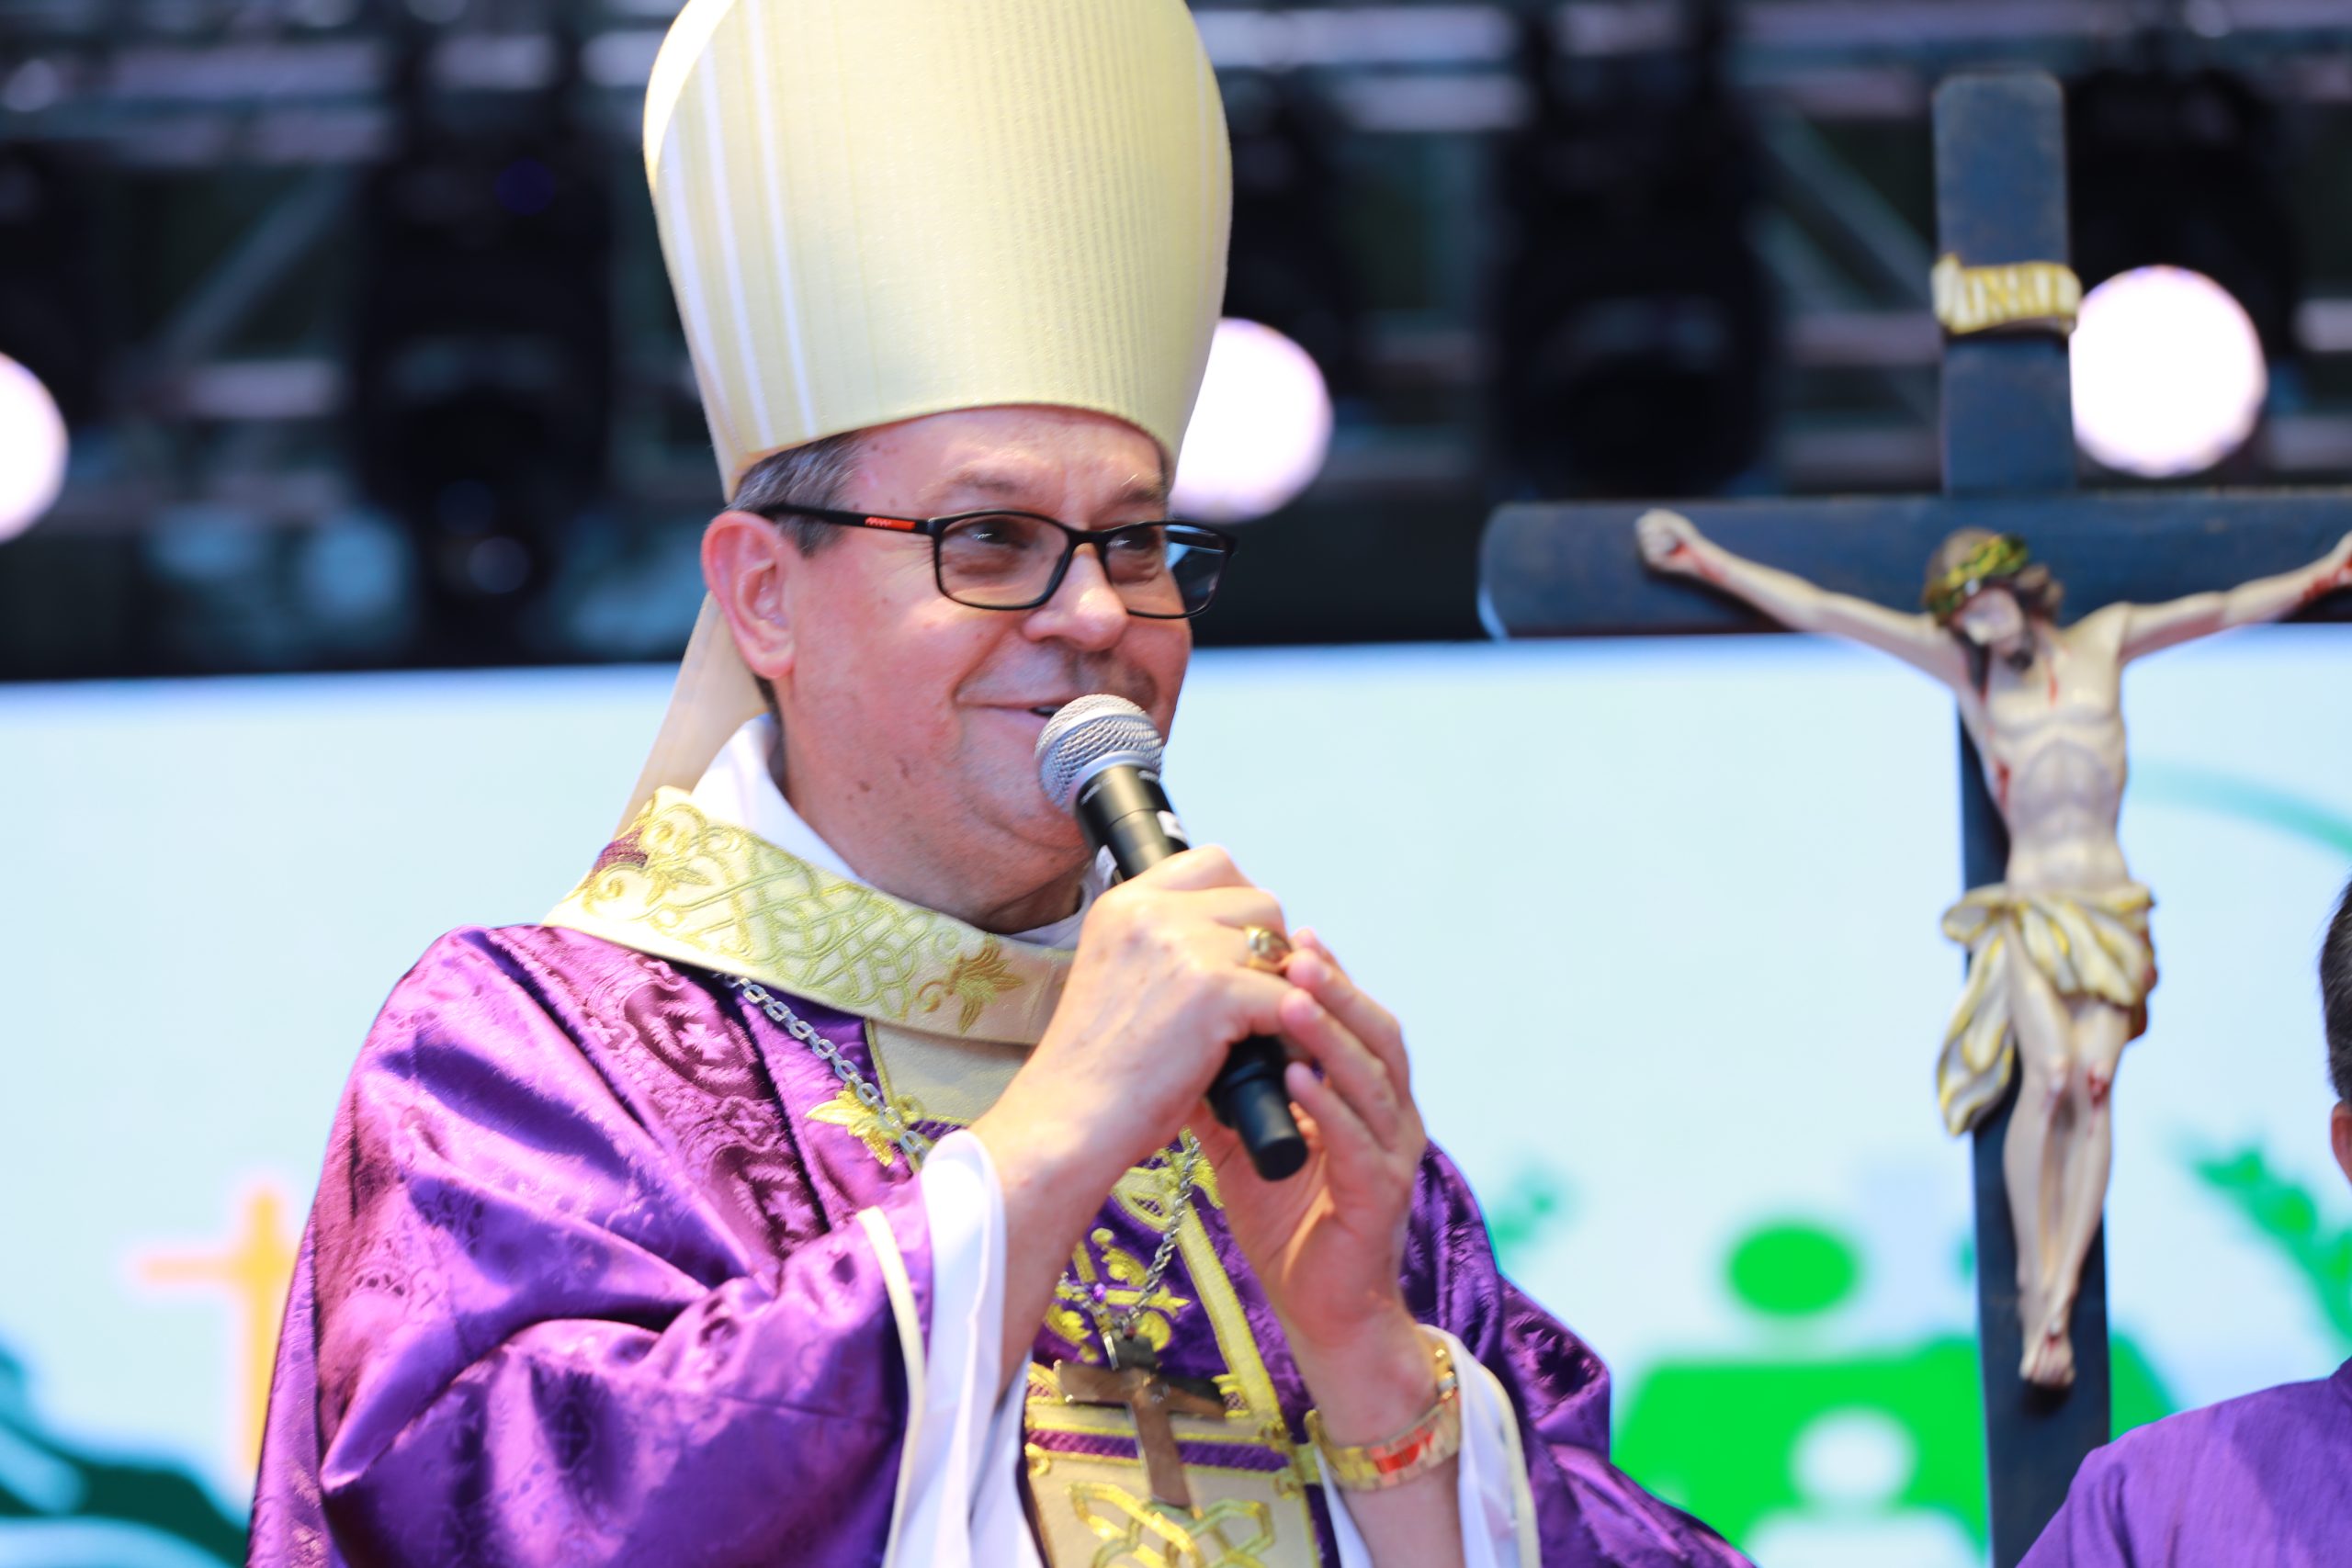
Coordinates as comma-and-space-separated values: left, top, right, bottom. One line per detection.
703, 510, 798, 682
2333, 1102, 2352, 1191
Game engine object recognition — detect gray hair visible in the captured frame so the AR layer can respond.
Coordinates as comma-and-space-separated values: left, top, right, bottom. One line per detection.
730, 432, 867, 553
2325, 879, 2352, 1104
726, 432, 866, 710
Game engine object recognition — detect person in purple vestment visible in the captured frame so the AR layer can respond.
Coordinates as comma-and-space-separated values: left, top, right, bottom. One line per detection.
247, 2, 1752, 1564
2021, 875, 2352, 1567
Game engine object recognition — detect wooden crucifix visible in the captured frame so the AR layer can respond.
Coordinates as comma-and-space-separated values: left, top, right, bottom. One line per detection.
1054, 1334, 1227, 1510
1480, 70, 2352, 1566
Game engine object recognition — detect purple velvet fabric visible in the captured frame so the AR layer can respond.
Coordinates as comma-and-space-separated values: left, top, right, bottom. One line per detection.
2021, 1359, 2352, 1567
251, 924, 1748, 1567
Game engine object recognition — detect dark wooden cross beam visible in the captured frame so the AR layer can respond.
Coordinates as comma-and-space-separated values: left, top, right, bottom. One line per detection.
1480, 71, 2352, 1567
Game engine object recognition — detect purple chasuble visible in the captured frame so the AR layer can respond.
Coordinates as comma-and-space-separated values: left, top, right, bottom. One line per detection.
251, 924, 1748, 1566
2021, 1359, 2352, 1567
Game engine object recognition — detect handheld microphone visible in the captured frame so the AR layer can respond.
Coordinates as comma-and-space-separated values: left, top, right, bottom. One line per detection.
1036, 695, 1308, 1182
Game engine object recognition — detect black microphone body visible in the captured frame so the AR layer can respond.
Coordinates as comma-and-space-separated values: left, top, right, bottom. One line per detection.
1071, 763, 1309, 1182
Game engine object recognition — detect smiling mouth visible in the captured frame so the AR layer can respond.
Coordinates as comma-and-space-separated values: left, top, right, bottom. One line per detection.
989, 694, 1145, 720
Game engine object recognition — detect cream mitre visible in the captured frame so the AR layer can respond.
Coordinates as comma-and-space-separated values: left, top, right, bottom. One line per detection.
623, 0, 1233, 829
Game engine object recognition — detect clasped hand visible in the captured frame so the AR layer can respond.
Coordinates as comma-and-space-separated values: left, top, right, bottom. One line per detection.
977, 846, 1427, 1373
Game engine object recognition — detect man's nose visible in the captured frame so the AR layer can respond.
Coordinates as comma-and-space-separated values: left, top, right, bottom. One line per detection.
1024, 545, 1128, 649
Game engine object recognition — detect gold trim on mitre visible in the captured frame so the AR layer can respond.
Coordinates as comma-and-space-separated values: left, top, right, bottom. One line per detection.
620, 0, 1232, 828
548, 789, 1072, 1044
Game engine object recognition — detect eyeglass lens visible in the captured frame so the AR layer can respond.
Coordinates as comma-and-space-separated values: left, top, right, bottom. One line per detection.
935, 515, 1227, 615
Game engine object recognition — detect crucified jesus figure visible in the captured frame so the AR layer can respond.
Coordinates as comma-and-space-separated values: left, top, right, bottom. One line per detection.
1637, 509, 2352, 1387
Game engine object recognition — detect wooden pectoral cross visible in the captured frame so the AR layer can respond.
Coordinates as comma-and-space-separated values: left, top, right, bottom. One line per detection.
1054, 1334, 1227, 1510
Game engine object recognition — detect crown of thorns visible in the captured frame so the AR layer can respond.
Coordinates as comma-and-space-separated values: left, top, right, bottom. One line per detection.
1923, 534, 2032, 619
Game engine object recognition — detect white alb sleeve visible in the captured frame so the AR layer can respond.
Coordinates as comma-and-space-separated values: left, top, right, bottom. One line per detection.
1320, 1329, 1542, 1568
888, 1129, 1042, 1568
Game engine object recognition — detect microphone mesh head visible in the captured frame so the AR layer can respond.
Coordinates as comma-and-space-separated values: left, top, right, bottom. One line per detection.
1035, 694, 1164, 812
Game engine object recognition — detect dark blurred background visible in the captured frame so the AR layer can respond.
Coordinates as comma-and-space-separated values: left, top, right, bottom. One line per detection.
5, 0, 2352, 675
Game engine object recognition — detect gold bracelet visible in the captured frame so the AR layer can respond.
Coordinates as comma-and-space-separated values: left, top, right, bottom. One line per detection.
1304, 1335, 1463, 1492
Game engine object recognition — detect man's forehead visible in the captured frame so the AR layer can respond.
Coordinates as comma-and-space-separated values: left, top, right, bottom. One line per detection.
847, 405, 1174, 518
929, 462, 1169, 511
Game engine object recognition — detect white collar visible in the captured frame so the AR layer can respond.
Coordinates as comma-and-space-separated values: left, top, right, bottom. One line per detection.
688, 716, 1094, 950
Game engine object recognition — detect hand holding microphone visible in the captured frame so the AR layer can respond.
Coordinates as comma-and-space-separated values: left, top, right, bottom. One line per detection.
1001, 697, 1430, 1411
1037, 695, 1309, 1181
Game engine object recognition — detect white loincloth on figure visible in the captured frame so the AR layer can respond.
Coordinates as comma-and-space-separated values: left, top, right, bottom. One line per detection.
1936, 883, 2155, 1134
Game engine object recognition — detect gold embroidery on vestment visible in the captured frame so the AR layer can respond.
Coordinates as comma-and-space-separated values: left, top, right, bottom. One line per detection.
546, 791, 1070, 1043
1069, 1483, 1275, 1568
1048, 1227, 1196, 1360
916, 941, 1025, 1032
1023, 1167, 1322, 1566
803, 1084, 927, 1168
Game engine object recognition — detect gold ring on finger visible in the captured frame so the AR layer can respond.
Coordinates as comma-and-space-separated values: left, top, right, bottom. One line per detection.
1242, 925, 1293, 975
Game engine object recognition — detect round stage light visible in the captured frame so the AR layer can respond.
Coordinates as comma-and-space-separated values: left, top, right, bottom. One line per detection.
1171, 318, 1333, 523
2071, 265, 2267, 478
0, 353, 68, 542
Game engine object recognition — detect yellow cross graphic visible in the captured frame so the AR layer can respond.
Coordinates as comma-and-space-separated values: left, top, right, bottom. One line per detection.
137, 1182, 299, 1471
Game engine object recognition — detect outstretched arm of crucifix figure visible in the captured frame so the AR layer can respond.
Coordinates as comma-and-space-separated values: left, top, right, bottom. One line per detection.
1635, 509, 1973, 689
2106, 529, 2352, 662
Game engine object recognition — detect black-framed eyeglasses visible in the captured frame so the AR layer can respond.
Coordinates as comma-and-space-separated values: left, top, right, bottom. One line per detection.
752, 503, 1239, 619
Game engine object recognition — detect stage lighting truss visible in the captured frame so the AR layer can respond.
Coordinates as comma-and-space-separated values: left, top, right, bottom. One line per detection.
1488, 5, 1773, 500
1222, 70, 1366, 412
348, 22, 614, 660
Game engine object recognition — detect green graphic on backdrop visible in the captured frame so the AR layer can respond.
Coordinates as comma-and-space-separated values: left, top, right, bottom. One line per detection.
2195, 1145, 2352, 1353
1731, 1222, 1859, 1318
0, 1341, 243, 1565
1613, 1220, 2175, 1551
1486, 1166, 1573, 1271
2133, 761, 2352, 858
